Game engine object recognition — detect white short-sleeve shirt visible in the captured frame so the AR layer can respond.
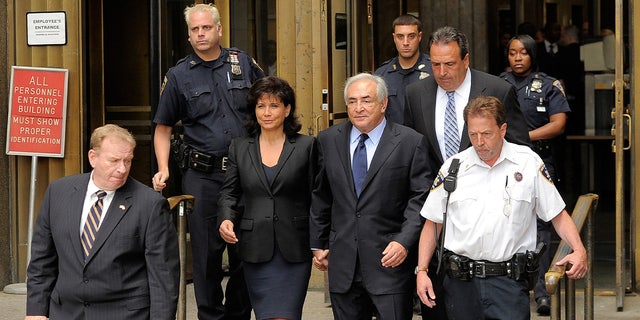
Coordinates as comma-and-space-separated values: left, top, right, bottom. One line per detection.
420, 140, 565, 262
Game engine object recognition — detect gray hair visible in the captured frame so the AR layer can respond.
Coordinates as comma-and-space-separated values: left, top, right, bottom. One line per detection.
430, 26, 469, 59
343, 73, 388, 104
184, 3, 221, 27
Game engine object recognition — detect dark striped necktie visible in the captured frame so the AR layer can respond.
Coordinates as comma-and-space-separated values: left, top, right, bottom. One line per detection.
81, 190, 107, 259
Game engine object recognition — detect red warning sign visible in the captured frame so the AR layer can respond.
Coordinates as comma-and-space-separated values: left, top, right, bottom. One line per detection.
6, 66, 68, 157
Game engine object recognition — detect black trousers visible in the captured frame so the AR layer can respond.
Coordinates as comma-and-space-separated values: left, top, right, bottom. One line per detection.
443, 275, 530, 320
183, 168, 251, 320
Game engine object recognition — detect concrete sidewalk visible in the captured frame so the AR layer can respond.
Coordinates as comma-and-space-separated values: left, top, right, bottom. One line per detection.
4, 280, 640, 319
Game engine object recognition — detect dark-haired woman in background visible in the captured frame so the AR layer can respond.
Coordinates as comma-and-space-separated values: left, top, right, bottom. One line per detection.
500, 34, 571, 316
218, 76, 316, 320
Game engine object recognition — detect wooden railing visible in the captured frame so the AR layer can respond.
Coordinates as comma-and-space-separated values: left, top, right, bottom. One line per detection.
545, 193, 599, 320
168, 195, 195, 320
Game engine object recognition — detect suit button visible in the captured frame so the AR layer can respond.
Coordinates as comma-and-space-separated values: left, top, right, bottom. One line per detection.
83, 278, 88, 283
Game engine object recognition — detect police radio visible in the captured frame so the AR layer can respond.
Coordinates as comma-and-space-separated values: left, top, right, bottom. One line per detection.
444, 158, 460, 192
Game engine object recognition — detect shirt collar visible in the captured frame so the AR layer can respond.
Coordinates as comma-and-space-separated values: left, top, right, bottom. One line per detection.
437, 68, 471, 98
88, 171, 115, 197
464, 138, 519, 169
350, 117, 386, 145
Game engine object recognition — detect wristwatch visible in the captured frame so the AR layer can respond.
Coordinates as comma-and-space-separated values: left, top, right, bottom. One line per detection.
414, 266, 428, 275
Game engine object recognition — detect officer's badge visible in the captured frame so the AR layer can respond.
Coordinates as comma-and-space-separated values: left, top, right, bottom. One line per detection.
418, 64, 426, 70
392, 64, 397, 70
514, 171, 523, 182
531, 79, 543, 93
540, 164, 553, 184
419, 72, 429, 80
431, 171, 445, 191
229, 51, 242, 77
160, 76, 168, 95
552, 80, 566, 97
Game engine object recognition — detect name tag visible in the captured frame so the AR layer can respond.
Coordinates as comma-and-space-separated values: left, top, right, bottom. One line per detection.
537, 106, 546, 112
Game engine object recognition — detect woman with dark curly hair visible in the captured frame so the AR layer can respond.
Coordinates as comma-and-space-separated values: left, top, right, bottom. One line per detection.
218, 76, 316, 320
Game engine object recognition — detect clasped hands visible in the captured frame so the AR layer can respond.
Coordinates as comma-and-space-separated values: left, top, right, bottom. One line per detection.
312, 241, 407, 272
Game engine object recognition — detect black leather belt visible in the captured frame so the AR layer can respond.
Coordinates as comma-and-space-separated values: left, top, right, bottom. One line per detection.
444, 251, 513, 280
189, 150, 228, 172
470, 260, 511, 278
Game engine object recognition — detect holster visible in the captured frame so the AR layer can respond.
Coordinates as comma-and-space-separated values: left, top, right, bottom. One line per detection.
170, 137, 190, 170
523, 242, 547, 290
445, 251, 472, 281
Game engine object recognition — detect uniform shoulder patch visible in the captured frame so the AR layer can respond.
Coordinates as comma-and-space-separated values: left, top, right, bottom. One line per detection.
552, 80, 566, 97
431, 171, 446, 191
251, 57, 264, 73
539, 163, 554, 184
160, 75, 168, 95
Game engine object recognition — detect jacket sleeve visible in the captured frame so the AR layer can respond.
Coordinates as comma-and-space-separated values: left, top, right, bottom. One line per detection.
146, 196, 180, 319
26, 186, 57, 317
502, 85, 532, 147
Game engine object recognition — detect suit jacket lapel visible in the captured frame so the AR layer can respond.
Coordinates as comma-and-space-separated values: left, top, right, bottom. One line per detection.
362, 122, 399, 194
271, 137, 295, 191
248, 137, 271, 192
85, 180, 133, 265
68, 174, 91, 264
335, 123, 357, 197
424, 80, 444, 164
463, 69, 485, 150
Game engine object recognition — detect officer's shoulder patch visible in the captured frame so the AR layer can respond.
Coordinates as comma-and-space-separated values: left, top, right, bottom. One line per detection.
539, 164, 554, 184
552, 80, 566, 97
431, 171, 446, 191
251, 57, 264, 73
160, 75, 168, 95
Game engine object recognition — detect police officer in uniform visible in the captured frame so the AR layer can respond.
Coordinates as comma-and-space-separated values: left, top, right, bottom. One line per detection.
416, 96, 586, 320
500, 34, 571, 316
152, 4, 265, 320
374, 14, 432, 124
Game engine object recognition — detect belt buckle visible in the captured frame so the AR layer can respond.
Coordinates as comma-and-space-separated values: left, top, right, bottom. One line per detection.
221, 156, 228, 171
474, 261, 486, 278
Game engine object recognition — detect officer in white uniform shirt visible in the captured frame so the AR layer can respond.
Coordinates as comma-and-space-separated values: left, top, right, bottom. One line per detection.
415, 96, 586, 320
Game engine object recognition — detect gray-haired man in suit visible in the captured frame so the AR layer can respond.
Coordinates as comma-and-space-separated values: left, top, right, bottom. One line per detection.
310, 73, 432, 319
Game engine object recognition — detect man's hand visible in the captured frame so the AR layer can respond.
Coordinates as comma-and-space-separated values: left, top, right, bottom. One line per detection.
25, 316, 47, 320
219, 220, 238, 244
557, 249, 587, 280
152, 170, 169, 192
416, 271, 437, 308
312, 249, 329, 271
381, 241, 408, 268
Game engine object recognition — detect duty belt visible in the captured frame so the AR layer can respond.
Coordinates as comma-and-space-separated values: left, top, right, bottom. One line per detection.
444, 251, 513, 280
189, 150, 228, 172
470, 260, 511, 278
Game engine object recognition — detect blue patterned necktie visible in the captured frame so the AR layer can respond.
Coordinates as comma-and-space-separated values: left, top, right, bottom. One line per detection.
352, 134, 369, 197
81, 190, 107, 259
444, 91, 459, 159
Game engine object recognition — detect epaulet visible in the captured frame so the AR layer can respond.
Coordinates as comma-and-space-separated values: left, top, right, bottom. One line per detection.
378, 57, 394, 67
176, 55, 189, 64
226, 47, 264, 74
534, 71, 548, 78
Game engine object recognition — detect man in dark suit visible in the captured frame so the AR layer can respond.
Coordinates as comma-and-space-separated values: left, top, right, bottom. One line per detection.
404, 26, 530, 319
310, 73, 432, 319
26, 124, 179, 320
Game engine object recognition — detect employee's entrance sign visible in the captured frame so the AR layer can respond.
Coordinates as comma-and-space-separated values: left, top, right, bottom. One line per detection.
6, 66, 68, 157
